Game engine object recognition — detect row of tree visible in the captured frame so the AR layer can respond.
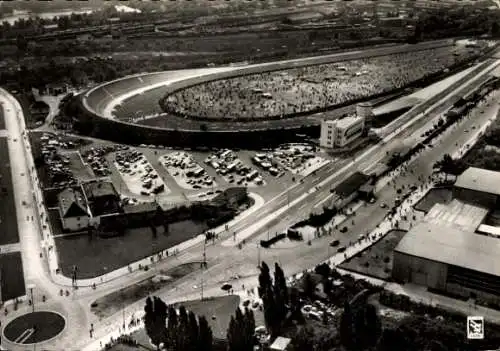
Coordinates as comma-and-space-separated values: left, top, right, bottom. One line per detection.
144, 296, 258, 351
144, 296, 213, 351
144, 261, 296, 351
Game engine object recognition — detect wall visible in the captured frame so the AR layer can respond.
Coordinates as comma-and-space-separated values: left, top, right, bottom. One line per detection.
62, 215, 90, 232
452, 187, 498, 209
392, 252, 448, 290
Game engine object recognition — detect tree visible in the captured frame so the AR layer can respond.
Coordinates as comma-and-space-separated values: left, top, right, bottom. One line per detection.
339, 302, 356, 350
302, 272, 315, 298
198, 316, 213, 351
165, 305, 213, 351
227, 307, 256, 351
340, 301, 381, 351
144, 296, 168, 350
291, 326, 315, 351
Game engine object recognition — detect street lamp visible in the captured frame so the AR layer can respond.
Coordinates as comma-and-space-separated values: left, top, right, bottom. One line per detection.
27, 283, 36, 313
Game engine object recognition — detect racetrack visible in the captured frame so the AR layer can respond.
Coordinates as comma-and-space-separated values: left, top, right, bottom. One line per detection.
75, 39, 495, 148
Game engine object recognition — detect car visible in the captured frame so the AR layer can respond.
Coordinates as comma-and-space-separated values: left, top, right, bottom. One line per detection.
380, 203, 387, 209
329, 240, 340, 247
369, 198, 376, 204
337, 246, 346, 253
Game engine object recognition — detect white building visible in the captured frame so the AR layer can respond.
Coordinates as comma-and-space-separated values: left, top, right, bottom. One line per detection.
320, 115, 365, 148
57, 188, 90, 232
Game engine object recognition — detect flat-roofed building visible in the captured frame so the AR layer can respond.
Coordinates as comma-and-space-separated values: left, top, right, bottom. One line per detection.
320, 115, 365, 148
393, 221, 500, 302
424, 199, 488, 232
453, 167, 500, 208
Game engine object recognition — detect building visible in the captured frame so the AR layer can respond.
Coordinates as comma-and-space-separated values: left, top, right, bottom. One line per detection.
270, 337, 292, 351
393, 222, 500, 302
453, 167, 500, 208
57, 188, 90, 231
320, 115, 365, 148
393, 166, 500, 303
356, 102, 374, 119
82, 180, 120, 217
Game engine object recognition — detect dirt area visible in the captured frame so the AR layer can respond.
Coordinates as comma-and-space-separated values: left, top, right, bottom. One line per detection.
413, 187, 452, 213
90, 262, 203, 320
160, 151, 217, 190
338, 229, 407, 280
58, 150, 95, 181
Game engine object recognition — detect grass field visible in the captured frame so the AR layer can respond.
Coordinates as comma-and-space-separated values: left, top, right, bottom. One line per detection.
55, 220, 208, 278
0, 252, 26, 301
413, 187, 452, 213
338, 230, 407, 280
0, 137, 20, 246
91, 262, 203, 320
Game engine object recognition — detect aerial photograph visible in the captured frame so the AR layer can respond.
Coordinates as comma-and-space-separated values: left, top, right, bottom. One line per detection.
2, 0, 500, 350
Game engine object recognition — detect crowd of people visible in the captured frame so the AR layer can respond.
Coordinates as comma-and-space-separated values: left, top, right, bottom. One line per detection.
164, 45, 481, 120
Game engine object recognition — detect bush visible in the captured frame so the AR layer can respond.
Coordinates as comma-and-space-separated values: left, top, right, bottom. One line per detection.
383, 257, 391, 263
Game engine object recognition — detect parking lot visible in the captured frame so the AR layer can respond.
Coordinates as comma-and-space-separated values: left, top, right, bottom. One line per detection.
114, 149, 170, 197
160, 151, 217, 190
204, 149, 266, 187
253, 144, 330, 178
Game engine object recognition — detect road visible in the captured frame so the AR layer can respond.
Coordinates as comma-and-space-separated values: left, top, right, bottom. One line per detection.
0, 57, 499, 350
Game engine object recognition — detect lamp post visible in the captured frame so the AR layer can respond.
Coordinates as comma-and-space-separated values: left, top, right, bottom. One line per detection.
27, 283, 36, 313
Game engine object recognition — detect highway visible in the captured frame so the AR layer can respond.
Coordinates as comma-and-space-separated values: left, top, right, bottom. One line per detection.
0, 54, 499, 350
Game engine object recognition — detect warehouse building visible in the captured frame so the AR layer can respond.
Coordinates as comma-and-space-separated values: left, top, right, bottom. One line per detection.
320, 115, 365, 148
393, 166, 500, 302
453, 167, 500, 208
393, 222, 500, 302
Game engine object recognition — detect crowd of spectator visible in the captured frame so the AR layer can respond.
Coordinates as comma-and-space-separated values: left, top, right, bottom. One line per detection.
164, 44, 484, 120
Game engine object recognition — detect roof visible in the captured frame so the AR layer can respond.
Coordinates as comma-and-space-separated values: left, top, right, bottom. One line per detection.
335, 172, 370, 198
394, 222, 500, 277
425, 199, 488, 232
58, 188, 88, 218
270, 337, 292, 351
335, 115, 364, 130
454, 167, 500, 196
82, 181, 117, 199
123, 201, 159, 214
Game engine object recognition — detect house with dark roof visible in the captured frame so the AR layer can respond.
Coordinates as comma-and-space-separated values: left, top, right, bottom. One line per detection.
57, 188, 90, 231
82, 180, 121, 216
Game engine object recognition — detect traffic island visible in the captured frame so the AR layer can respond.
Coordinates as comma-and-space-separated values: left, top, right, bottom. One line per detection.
3, 311, 66, 345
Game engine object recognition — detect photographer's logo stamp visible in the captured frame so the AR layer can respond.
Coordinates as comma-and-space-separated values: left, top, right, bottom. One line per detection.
467, 316, 484, 339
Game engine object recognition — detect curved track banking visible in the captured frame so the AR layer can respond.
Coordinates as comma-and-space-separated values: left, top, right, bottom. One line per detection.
82, 39, 457, 134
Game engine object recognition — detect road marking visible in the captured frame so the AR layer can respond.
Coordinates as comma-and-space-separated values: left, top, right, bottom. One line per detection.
14, 328, 34, 344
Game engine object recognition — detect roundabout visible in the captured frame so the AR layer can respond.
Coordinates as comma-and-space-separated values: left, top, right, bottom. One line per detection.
3, 311, 66, 345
